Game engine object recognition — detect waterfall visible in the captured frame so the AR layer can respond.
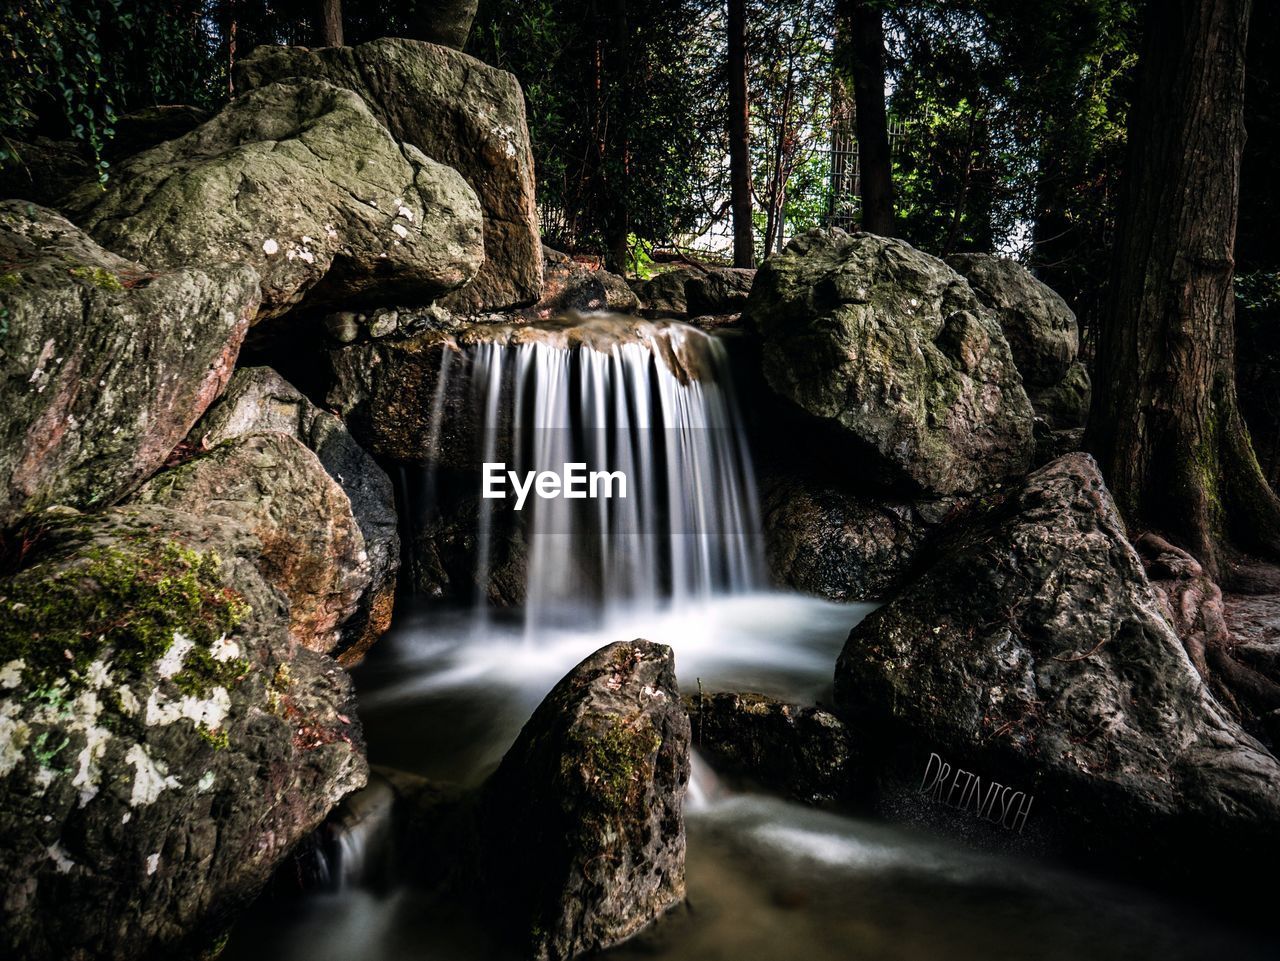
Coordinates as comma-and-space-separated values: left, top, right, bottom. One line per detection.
418, 314, 765, 633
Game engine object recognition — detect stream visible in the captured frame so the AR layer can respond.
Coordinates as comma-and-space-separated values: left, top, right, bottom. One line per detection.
225, 594, 1278, 961
224, 317, 1277, 959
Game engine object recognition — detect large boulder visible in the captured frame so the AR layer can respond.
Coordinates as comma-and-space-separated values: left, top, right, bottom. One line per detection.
134, 433, 371, 655
0, 504, 366, 960
65, 80, 483, 322
235, 38, 541, 314
687, 266, 755, 316
684, 690, 855, 804
0, 202, 258, 530
745, 230, 1035, 497
190, 368, 400, 663
834, 454, 1280, 869
479, 640, 690, 960
761, 472, 960, 601
631, 264, 753, 319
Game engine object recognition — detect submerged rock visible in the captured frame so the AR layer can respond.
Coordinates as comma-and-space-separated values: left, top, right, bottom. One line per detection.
0, 505, 366, 961
480, 640, 690, 960
744, 230, 1034, 496
190, 368, 400, 663
834, 453, 1280, 869
0, 202, 258, 530
65, 79, 483, 322
134, 433, 371, 655
685, 690, 855, 804
235, 38, 540, 313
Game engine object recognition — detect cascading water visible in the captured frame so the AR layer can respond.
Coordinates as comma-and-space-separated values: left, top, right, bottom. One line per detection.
417, 314, 766, 634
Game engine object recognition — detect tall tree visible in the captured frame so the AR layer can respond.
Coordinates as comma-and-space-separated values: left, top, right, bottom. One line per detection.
728, 0, 754, 267
318, 0, 343, 46
837, 0, 894, 235
1088, 0, 1279, 579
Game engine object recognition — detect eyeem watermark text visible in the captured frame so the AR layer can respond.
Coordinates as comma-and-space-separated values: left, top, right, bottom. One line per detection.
919, 752, 1034, 833
482, 462, 628, 511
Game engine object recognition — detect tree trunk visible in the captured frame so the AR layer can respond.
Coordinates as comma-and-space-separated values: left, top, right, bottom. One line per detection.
728, 0, 754, 267
838, 0, 894, 236
318, 0, 343, 47
1088, 0, 1280, 580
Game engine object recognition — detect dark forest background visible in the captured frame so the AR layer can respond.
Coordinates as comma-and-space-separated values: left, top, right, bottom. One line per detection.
2, 0, 1279, 485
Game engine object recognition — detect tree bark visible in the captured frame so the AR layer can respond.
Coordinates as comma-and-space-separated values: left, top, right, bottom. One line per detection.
728, 0, 754, 267
318, 0, 343, 47
838, 0, 894, 236
1088, 0, 1279, 580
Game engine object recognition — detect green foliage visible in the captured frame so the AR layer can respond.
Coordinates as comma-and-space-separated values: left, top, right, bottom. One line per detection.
749, 0, 833, 258
1, 0, 225, 182
0, 526, 249, 692
886, 0, 1137, 332
68, 264, 123, 290
473, 0, 726, 269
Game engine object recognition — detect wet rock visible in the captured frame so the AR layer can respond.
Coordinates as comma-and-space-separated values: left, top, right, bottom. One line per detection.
946, 253, 1078, 390
685, 691, 855, 804
761, 472, 962, 601
0, 504, 366, 961
0, 202, 258, 530
235, 38, 540, 314
835, 453, 1280, 869
65, 80, 483, 323
327, 315, 720, 464
534, 245, 639, 315
190, 368, 399, 663
480, 640, 690, 960
134, 433, 370, 655
745, 230, 1034, 497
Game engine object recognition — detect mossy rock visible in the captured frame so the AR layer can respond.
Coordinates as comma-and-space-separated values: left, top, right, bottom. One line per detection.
480, 640, 690, 961
744, 229, 1035, 497
0, 504, 366, 961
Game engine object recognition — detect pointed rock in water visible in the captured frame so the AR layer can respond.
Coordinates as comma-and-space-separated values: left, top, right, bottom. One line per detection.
190, 367, 399, 663
835, 453, 1280, 871
744, 229, 1035, 497
0, 202, 259, 530
234, 38, 541, 314
480, 640, 690, 961
134, 433, 371, 655
64, 79, 483, 323
0, 504, 366, 961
